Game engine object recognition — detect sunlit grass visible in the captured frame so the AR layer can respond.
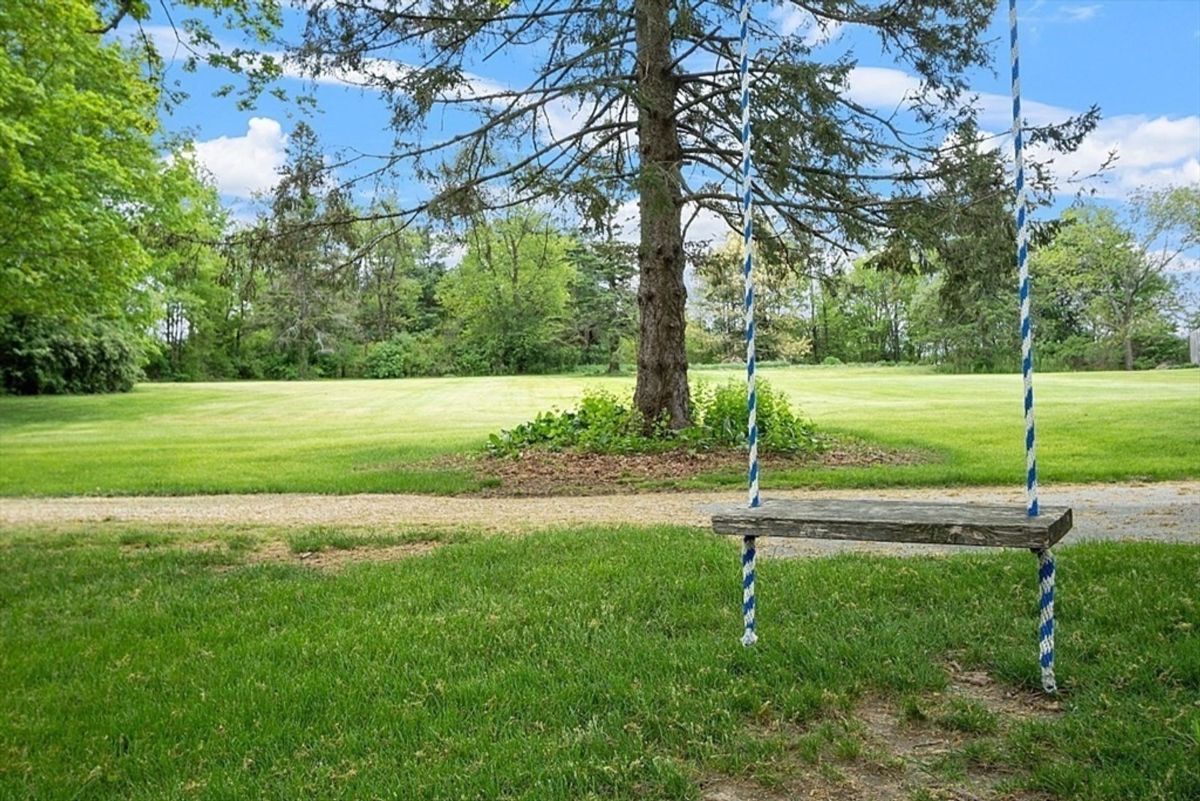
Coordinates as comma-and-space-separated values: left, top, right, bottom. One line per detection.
0, 526, 1196, 799
0, 366, 1196, 495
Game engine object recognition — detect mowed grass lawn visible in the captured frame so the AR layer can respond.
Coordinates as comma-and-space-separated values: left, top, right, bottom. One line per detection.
0, 527, 1196, 800
0, 366, 1196, 495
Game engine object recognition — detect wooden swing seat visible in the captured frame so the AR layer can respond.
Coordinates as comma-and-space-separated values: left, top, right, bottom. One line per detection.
710, 499, 1073, 550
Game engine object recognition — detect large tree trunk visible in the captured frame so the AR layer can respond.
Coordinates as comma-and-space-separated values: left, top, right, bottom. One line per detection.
632, 0, 690, 429
1123, 334, 1134, 370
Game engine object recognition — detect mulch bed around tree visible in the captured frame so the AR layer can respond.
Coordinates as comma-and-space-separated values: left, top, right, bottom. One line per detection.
436, 440, 930, 497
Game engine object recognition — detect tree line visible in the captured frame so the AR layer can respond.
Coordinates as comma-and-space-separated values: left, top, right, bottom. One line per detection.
144, 125, 639, 382
2, 109, 1196, 393
2, 2, 1196, 398
690, 184, 1199, 373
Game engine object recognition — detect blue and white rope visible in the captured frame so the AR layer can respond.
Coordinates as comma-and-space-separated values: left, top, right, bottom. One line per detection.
1037, 549, 1057, 693
741, 536, 757, 646
1009, 0, 1038, 519
739, 0, 758, 511
738, 0, 759, 648
1011, 0, 1056, 694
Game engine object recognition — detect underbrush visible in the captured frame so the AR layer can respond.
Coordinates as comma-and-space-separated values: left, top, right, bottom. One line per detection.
486, 379, 824, 457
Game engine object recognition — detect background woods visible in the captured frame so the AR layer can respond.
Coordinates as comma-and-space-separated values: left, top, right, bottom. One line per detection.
0, 2, 1197, 394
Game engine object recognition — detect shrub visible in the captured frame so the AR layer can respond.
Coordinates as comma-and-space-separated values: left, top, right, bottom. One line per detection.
1133, 328, 1188, 369
821, 355, 843, 366
695, 380, 823, 453
487, 389, 646, 456
487, 380, 823, 457
364, 333, 445, 378
0, 316, 141, 395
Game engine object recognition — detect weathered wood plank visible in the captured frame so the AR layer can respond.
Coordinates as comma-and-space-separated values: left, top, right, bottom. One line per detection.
710, 499, 1073, 549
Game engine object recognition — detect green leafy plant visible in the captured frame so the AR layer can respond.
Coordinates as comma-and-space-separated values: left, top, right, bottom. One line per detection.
486, 389, 649, 456
487, 381, 823, 457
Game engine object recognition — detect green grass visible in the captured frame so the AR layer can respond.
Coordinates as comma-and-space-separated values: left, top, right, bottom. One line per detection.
0, 366, 1196, 495
0, 526, 1196, 799
935, 697, 1000, 734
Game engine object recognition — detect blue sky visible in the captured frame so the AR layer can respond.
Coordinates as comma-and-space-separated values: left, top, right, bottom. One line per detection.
137, 0, 1199, 259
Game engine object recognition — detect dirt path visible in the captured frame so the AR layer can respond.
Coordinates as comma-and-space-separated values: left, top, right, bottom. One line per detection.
2, 481, 1195, 557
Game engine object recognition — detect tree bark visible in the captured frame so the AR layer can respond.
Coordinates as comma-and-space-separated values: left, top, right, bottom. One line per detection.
633, 0, 690, 429
1124, 334, 1134, 370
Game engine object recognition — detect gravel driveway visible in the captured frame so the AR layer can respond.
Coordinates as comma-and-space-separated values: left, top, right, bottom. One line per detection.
1, 482, 1195, 557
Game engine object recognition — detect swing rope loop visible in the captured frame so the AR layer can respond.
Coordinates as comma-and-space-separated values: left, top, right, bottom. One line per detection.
1010, 0, 1039, 519
1011, 0, 1056, 694
738, 0, 759, 649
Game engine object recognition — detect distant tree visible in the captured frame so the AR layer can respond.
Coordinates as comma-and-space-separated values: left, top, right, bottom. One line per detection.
569, 233, 637, 373
878, 125, 1028, 371
140, 154, 232, 379
691, 238, 744, 360
692, 236, 811, 363
1, 2, 271, 390
1127, 185, 1200, 339
353, 216, 445, 343
1035, 190, 1194, 370
260, 123, 357, 379
838, 262, 921, 363
439, 213, 575, 374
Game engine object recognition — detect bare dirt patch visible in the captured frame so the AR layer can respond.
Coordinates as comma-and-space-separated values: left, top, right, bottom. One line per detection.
701, 778, 788, 801
944, 663, 1064, 720
437, 441, 924, 497
704, 669, 1057, 801
242, 539, 441, 570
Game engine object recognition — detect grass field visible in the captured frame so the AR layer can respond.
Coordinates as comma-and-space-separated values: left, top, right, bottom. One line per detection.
0, 526, 1196, 800
3, 370, 1197, 800
0, 366, 1196, 496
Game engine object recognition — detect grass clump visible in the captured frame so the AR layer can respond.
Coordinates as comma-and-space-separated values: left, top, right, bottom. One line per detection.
899, 694, 928, 723
936, 698, 1000, 735
284, 526, 455, 554
486, 380, 823, 457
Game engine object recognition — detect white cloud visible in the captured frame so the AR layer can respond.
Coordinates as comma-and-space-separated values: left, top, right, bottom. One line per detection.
192, 117, 288, 199
288, 54, 630, 155
1061, 4, 1101, 23
1032, 114, 1200, 196
440, 241, 468, 269
683, 204, 733, 246
1159, 252, 1200, 275
135, 23, 217, 60
767, 6, 843, 46
1025, 1, 1103, 24
610, 198, 733, 248
844, 66, 922, 109
134, 24, 510, 105
847, 66, 1073, 128
845, 66, 1200, 199
976, 93, 1075, 129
